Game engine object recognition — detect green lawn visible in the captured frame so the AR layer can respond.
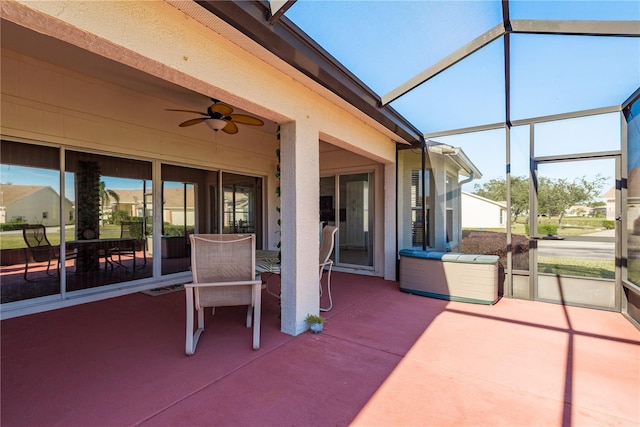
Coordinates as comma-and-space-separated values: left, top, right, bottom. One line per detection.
538, 256, 615, 280
0, 225, 122, 250
474, 216, 609, 237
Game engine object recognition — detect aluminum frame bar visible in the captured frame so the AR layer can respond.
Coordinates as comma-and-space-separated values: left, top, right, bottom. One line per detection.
382, 19, 638, 108
511, 20, 640, 37
381, 24, 506, 106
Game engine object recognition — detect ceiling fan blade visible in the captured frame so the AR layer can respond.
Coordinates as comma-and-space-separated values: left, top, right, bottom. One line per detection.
230, 114, 264, 126
209, 103, 234, 115
166, 109, 208, 116
222, 121, 239, 134
179, 118, 207, 127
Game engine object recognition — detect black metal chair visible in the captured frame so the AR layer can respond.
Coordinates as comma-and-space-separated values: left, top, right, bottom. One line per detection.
22, 224, 76, 280
106, 221, 146, 270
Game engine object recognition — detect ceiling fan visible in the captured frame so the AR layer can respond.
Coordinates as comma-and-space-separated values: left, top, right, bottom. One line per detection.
166, 99, 264, 134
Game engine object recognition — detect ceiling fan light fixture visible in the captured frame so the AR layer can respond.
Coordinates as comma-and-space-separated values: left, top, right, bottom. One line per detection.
205, 118, 227, 131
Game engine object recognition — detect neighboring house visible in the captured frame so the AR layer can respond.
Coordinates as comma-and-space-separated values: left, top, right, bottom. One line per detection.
566, 205, 592, 217
600, 186, 616, 221
461, 192, 506, 229
109, 189, 146, 219
159, 187, 195, 227
628, 167, 640, 234
0, 184, 73, 226
109, 187, 195, 227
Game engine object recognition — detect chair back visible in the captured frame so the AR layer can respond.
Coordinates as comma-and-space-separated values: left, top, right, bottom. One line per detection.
23, 225, 52, 248
319, 225, 338, 264
190, 234, 256, 283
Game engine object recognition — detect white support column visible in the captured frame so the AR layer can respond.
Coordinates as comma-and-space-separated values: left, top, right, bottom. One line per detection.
279, 120, 320, 335
384, 161, 397, 281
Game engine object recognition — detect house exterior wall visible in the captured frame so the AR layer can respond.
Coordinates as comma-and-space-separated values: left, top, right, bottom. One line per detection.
1, 1, 398, 326
7, 188, 63, 226
461, 193, 506, 229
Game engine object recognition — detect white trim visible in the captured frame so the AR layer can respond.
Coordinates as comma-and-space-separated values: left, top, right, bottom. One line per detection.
1, 272, 191, 320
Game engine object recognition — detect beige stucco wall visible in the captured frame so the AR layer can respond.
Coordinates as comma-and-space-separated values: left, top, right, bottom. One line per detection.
2, 0, 396, 161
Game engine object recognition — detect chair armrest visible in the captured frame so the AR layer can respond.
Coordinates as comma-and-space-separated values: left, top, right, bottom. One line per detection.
319, 260, 333, 269
185, 280, 262, 288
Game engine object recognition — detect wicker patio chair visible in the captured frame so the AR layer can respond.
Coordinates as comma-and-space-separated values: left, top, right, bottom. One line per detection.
185, 234, 262, 354
319, 225, 338, 312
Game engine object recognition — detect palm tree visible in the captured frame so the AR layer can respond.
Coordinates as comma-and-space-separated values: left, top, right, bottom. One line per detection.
99, 180, 120, 224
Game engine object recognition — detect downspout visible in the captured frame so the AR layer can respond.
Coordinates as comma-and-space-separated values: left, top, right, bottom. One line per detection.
456, 171, 475, 252
422, 142, 428, 251
458, 171, 475, 186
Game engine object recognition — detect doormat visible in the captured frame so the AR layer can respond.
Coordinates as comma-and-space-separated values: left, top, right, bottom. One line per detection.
141, 284, 185, 296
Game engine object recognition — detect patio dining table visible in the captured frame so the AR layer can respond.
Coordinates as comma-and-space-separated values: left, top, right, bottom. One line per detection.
255, 250, 281, 298
255, 250, 281, 275
67, 238, 141, 271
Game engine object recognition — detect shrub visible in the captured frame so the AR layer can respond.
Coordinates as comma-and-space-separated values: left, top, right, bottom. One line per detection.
524, 222, 557, 236
0, 222, 28, 232
602, 220, 615, 230
461, 230, 529, 270
109, 210, 130, 225
163, 224, 195, 237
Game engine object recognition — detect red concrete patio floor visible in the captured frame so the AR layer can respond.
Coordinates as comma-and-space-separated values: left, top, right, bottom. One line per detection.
2, 272, 638, 426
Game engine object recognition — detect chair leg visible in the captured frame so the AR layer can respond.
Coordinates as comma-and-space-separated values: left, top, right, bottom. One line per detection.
23, 250, 29, 281
45, 257, 53, 276
264, 273, 282, 299
246, 305, 253, 328
252, 283, 261, 350
185, 287, 204, 355
320, 264, 333, 312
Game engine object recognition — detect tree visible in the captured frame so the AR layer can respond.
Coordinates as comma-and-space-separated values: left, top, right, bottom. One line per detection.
538, 174, 607, 225
474, 175, 529, 221
474, 174, 607, 225
99, 180, 120, 224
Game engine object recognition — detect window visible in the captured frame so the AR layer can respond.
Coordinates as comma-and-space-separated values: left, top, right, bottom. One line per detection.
398, 148, 432, 250
446, 173, 455, 245
65, 150, 152, 285
411, 169, 430, 247
1, 141, 62, 303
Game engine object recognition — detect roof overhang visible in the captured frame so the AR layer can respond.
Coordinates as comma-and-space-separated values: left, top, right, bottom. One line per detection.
426, 140, 483, 179
196, 0, 424, 147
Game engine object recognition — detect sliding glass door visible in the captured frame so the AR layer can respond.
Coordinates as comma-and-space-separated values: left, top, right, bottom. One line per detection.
222, 172, 262, 245
321, 172, 374, 268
